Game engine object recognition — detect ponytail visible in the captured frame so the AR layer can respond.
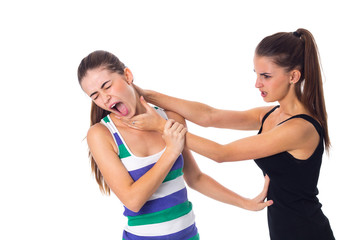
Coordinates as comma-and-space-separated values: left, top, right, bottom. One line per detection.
256, 28, 330, 151
296, 29, 330, 151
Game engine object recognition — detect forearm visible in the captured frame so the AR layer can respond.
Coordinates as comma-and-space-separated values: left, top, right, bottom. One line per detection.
122, 149, 180, 212
190, 173, 249, 209
146, 90, 214, 127
186, 132, 230, 163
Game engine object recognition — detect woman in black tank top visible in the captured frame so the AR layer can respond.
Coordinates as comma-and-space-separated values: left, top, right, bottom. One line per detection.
122, 29, 335, 239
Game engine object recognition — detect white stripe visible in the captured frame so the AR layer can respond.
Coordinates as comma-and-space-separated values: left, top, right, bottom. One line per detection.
104, 115, 170, 171
101, 119, 117, 134
121, 148, 166, 172
124, 210, 195, 236
101, 120, 119, 155
154, 107, 168, 120
149, 176, 186, 200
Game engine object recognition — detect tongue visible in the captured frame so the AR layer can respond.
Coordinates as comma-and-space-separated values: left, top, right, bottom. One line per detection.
116, 103, 129, 116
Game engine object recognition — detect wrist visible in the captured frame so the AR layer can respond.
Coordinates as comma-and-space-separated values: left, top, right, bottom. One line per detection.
157, 118, 167, 133
145, 90, 156, 103
238, 197, 250, 210
165, 146, 181, 159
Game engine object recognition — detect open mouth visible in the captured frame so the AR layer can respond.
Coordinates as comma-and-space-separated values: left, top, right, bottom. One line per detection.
110, 102, 129, 116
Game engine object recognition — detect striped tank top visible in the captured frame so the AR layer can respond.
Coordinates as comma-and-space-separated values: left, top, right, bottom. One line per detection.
101, 107, 199, 240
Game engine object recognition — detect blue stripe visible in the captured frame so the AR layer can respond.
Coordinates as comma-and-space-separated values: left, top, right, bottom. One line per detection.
122, 223, 198, 240
128, 154, 184, 181
124, 188, 188, 217
114, 132, 124, 146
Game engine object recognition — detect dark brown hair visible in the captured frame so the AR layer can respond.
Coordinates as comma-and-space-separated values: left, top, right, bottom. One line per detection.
255, 28, 330, 151
78, 50, 126, 194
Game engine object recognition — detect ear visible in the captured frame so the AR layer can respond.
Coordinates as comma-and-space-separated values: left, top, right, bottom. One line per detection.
124, 68, 134, 85
289, 69, 301, 84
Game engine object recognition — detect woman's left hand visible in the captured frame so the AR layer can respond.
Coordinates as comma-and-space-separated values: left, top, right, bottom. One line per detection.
244, 175, 273, 211
117, 96, 166, 133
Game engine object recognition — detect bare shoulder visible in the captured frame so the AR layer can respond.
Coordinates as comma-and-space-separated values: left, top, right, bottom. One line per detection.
87, 122, 111, 139
282, 116, 319, 137
87, 123, 117, 153
257, 105, 279, 122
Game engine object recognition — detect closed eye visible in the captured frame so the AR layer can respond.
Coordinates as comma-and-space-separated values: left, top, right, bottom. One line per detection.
92, 94, 99, 101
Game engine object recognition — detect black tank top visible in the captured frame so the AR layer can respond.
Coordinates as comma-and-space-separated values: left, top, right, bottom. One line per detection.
255, 106, 335, 240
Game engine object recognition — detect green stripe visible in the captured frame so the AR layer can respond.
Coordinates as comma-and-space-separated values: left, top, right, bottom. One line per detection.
103, 115, 110, 123
188, 233, 200, 240
118, 144, 131, 158
128, 201, 192, 226
163, 168, 183, 182
124, 234, 199, 240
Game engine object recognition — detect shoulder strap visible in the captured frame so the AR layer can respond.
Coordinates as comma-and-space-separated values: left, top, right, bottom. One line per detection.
278, 114, 323, 137
258, 105, 279, 134
153, 106, 168, 120
101, 115, 131, 159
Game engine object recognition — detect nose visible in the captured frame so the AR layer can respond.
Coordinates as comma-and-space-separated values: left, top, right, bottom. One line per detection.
100, 93, 111, 104
255, 76, 263, 88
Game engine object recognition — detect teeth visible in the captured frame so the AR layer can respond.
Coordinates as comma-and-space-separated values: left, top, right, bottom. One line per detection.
110, 103, 116, 109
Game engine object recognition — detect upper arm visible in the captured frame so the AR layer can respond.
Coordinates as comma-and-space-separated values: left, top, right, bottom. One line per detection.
87, 124, 135, 200
166, 111, 203, 185
208, 106, 274, 130
219, 118, 318, 161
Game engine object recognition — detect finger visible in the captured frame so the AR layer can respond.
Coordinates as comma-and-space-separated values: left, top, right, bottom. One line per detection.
133, 84, 144, 96
256, 200, 273, 211
169, 121, 180, 131
264, 200, 273, 207
179, 127, 188, 137
164, 119, 175, 130
117, 117, 139, 129
118, 117, 132, 126
263, 174, 270, 191
175, 124, 186, 135
140, 96, 153, 112
265, 174, 270, 184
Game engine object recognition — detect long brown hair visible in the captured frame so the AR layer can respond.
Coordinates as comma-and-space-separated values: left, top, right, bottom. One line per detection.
255, 28, 330, 151
78, 50, 126, 194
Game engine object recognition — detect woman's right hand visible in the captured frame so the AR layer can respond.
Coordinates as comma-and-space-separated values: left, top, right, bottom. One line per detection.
133, 84, 149, 101
163, 119, 187, 156
243, 175, 273, 211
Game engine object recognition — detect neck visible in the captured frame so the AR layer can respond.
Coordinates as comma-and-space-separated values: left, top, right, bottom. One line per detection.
278, 88, 307, 116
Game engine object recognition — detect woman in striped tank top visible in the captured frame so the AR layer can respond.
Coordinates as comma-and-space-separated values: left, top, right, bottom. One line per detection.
77, 50, 273, 239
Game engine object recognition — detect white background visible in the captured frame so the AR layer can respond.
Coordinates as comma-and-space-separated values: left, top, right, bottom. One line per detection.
1, 0, 359, 239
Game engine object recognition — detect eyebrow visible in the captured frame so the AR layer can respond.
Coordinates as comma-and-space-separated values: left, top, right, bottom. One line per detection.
90, 80, 110, 98
253, 69, 271, 75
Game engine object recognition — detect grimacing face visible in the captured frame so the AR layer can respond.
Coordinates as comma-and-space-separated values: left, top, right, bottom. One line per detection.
81, 67, 138, 118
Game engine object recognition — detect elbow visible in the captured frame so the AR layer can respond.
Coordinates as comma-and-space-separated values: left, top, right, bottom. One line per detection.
123, 199, 144, 213
195, 105, 216, 127
198, 117, 212, 128
211, 145, 234, 163
185, 176, 198, 190
116, 194, 145, 213
213, 156, 226, 163
185, 173, 202, 191
211, 145, 228, 163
